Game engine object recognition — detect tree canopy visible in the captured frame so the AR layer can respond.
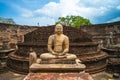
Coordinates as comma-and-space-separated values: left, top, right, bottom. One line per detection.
56, 15, 92, 28
0, 17, 16, 24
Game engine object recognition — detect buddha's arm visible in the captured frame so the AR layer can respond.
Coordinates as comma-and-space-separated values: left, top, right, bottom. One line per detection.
48, 36, 55, 54
63, 37, 69, 53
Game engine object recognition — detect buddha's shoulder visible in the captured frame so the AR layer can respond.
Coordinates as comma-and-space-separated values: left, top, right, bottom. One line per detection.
49, 35, 55, 38
62, 34, 68, 39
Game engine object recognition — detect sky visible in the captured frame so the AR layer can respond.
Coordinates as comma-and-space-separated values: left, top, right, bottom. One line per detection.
0, 0, 120, 26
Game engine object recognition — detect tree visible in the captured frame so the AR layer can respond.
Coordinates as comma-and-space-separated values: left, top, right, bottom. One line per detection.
0, 17, 16, 24
56, 15, 92, 28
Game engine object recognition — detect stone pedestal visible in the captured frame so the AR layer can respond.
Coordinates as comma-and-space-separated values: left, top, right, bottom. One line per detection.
30, 63, 86, 73
30, 58, 86, 73
0, 49, 14, 72
0, 49, 14, 62
102, 44, 120, 73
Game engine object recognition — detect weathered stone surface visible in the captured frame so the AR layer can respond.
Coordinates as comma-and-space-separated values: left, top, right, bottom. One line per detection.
24, 72, 94, 80
102, 44, 120, 73
0, 23, 37, 45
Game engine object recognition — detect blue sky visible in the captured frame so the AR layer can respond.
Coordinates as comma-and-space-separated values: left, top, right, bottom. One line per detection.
0, 0, 120, 26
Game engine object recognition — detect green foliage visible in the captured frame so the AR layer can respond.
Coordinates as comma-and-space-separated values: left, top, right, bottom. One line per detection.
0, 17, 16, 24
56, 15, 92, 28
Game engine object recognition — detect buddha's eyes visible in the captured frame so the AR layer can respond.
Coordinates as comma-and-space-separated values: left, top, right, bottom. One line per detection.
57, 28, 62, 30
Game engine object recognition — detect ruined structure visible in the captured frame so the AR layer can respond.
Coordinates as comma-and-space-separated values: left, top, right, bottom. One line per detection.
102, 45, 120, 73
29, 24, 86, 72
0, 23, 37, 47
7, 25, 108, 74
0, 39, 14, 72
102, 32, 120, 73
80, 21, 120, 73
80, 21, 120, 45
0, 23, 37, 74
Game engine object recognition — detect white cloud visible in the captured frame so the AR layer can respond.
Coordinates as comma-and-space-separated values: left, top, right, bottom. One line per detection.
10, 2, 56, 26
35, 0, 108, 17
107, 17, 120, 23
82, 0, 120, 8
117, 5, 120, 10
11, 0, 120, 25
34, 2, 60, 17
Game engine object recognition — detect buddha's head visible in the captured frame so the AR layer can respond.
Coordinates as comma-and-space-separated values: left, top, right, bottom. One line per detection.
55, 24, 63, 35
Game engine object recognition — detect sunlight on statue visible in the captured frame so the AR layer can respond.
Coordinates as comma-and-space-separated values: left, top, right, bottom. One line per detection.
40, 24, 77, 60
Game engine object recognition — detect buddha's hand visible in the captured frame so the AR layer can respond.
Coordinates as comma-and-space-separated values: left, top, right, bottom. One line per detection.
51, 51, 58, 55
58, 52, 66, 56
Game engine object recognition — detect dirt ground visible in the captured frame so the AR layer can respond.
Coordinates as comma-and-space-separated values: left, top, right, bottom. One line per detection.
92, 71, 120, 80
0, 70, 26, 80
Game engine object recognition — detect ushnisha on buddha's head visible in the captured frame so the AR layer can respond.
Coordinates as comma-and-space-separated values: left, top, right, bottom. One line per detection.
55, 24, 63, 35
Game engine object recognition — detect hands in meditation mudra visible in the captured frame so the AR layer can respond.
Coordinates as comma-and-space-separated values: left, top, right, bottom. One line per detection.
29, 24, 81, 65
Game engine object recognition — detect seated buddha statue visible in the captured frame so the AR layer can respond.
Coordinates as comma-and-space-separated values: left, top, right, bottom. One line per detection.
40, 24, 77, 60
30, 24, 81, 65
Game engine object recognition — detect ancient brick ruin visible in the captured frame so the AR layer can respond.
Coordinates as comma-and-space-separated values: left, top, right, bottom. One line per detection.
80, 21, 120, 73
7, 25, 108, 74
80, 21, 120, 45
0, 23, 37, 46
0, 23, 37, 73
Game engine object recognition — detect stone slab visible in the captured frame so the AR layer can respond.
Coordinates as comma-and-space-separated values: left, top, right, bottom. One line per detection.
24, 72, 94, 80
0, 49, 14, 53
40, 59, 76, 64
30, 63, 86, 72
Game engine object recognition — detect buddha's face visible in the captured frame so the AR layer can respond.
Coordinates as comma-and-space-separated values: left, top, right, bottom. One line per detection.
55, 24, 63, 35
